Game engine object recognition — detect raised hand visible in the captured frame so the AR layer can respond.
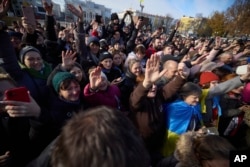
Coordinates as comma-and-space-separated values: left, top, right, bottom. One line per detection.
67, 4, 83, 21
178, 62, 190, 79
215, 36, 222, 48
61, 50, 77, 69
21, 17, 35, 34
89, 66, 102, 90
0, 0, 9, 19
143, 54, 167, 89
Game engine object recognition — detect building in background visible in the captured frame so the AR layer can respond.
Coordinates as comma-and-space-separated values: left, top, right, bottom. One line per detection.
10, 0, 61, 20
117, 9, 174, 32
179, 16, 206, 37
64, 0, 111, 24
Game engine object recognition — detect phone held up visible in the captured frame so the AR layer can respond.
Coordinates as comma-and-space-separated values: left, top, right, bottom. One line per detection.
4, 87, 30, 102
22, 5, 36, 27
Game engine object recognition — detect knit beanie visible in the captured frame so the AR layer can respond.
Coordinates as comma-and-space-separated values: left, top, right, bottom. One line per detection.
52, 72, 76, 93
19, 46, 41, 64
87, 36, 100, 46
199, 71, 219, 85
99, 51, 113, 62
111, 13, 119, 21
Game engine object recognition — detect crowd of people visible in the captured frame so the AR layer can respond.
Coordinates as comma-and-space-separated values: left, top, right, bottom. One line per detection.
1, 0, 250, 166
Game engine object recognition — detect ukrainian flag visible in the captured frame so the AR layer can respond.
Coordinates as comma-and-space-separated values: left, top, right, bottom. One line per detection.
162, 100, 202, 157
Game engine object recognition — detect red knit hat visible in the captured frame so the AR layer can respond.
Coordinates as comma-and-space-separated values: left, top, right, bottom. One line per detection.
199, 71, 219, 85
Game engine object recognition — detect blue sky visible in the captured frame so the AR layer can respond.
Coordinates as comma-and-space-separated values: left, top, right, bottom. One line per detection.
54, 0, 235, 19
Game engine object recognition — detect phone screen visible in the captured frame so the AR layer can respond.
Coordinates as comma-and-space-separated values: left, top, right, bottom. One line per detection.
22, 6, 36, 26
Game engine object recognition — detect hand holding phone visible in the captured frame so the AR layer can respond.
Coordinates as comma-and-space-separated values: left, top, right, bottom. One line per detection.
22, 5, 36, 27
4, 87, 30, 102
2, 87, 41, 118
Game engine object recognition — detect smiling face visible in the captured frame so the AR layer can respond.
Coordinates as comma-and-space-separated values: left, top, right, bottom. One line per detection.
23, 51, 43, 71
130, 62, 142, 77
184, 94, 200, 106
59, 80, 81, 102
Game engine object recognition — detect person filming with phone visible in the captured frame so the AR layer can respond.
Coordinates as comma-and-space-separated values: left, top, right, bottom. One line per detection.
0, 68, 41, 167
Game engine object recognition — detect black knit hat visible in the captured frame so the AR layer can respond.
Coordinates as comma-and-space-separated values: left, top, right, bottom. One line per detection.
111, 13, 119, 21
19, 46, 41, 64
87, 36, 100, 46
99, 52, 113, 62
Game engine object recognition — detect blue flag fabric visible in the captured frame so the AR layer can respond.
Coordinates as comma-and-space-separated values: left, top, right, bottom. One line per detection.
162, 99, 203, 156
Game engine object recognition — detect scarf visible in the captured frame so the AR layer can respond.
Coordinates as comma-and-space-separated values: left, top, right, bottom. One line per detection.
19, 61, 52, 79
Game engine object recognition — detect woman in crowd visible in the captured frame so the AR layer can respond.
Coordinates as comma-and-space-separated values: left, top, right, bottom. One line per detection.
119, 58, 144, 113
125, 44, 147, 71
47, 50, 88, 90
83, 66, 121, 110
163, 82, 203, 157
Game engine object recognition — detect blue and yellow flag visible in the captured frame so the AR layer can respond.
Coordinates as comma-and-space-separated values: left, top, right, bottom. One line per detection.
162, 100, 202, 157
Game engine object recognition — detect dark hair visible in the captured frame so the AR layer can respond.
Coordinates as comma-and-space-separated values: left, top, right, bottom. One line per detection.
179, 82, 202, 100
60, 78, 79, 91
51, 106, 149, 167
175, 132, 235, 167
193, 135, 235, 161
134, 44, 146, 54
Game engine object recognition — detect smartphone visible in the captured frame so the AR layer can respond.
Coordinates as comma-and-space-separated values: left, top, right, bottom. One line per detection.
22, 6, 36, 26
4, 87, 30, 102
